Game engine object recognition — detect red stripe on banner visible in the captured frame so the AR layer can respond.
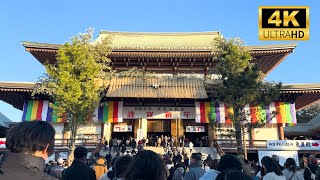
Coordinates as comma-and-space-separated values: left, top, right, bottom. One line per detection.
200, 102, 206, 123
113, 101, 119, 123
36, 100, 44, 120
250, 106, 257, 123
225, 104, 232, 124
274, 101, 282, 123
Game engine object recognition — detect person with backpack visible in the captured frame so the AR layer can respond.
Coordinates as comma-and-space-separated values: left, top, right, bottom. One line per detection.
173, 163, 186, 180
282, 158, 303, 180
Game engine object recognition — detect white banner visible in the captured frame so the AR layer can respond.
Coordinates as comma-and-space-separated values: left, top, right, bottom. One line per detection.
123, 106, 195, 119
0, 138, 6, 149
114, 125, 133, 132
186, 126, 205, 132
258, 151, 299, 167
267, 140, 320, 150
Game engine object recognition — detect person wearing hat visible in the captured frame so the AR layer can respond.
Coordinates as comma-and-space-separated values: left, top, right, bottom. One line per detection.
50, 158, 65, 179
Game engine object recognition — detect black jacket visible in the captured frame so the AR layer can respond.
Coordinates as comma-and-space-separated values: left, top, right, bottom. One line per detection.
62, 159, 96, 180
0, 152, 58, 180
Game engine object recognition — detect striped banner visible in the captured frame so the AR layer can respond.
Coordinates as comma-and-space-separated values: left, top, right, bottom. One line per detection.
22, 100, 66, 122
195, 102, 233, 124
195, 101, 297, 125
95, 101, 123, 123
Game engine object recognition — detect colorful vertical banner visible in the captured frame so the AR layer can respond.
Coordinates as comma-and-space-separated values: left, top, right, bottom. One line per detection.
95, 101, 123, 123
195, 101, 297, 125
22, 100, 66, 122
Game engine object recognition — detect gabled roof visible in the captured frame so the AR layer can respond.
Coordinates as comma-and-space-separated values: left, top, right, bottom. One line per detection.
0, 112, 12, 128
285, 113, 320, 136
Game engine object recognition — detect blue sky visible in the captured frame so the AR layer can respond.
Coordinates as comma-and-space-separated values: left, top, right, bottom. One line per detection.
0, 0, 319, 121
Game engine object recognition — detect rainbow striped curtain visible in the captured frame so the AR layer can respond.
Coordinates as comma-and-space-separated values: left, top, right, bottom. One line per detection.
94, 101, 123, 123
195, 101, 297, 125
22, 100, 66, 122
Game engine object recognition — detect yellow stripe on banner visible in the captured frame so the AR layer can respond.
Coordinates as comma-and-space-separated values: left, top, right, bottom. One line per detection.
108, 101, 114, 123
204, 102, 211, 123
279, 102, 286, 123
31, 101, 39, 120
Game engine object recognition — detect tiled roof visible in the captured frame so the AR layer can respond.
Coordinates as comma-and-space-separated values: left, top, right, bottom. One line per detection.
106, 77, 208, 99
95, 31, 221, 51
285, 114, 320, 136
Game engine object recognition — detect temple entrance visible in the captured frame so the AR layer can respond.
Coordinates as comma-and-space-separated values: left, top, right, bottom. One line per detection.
183, 120, 209, 147
147, 119, 171, 147
111, 120, 134, 145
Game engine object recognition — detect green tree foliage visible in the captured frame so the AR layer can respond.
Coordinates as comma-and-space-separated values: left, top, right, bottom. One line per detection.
209, 37, 281, 157
297, 103, 320, 123
34, 29, 113, 162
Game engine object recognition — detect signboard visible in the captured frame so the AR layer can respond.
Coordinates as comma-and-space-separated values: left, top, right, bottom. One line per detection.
186, 126, 205, 132
258, 151, 299, 167
114, 125, 133, 132
137, 129, 143, 141
267, 140, 320, 150
59, 152, 68, 160
123, 106, 195, 119
0, 138, 6, 149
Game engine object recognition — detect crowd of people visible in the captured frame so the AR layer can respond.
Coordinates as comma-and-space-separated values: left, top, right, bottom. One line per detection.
1, 121, 320, 180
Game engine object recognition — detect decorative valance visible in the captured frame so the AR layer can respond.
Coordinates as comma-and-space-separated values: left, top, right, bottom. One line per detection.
195, 101, 297, 125
22, 100, 123, 123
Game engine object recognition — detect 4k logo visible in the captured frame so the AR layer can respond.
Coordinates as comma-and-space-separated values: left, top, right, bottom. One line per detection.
259, 6, 309, 40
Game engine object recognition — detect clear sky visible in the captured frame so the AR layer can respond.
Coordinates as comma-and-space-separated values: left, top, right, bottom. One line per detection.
0, 0, 319, 121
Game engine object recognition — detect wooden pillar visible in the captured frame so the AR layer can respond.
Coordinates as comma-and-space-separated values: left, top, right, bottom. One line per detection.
100, 123, 105, 140
141, 118, 148, 140
134, 119, 139, 139
249, 129, 255, 148
177, 119, 184, 138
171, 119, 178, 145
208, 124, 216, 146
277, 123, 285, 140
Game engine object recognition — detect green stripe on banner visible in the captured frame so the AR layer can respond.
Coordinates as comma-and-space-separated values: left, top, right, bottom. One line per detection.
209, 102, 216, 123
51, 102, 58, 122
259, 104, 266, 123
285, 102, 292, 124
26, 100, 33, 121
103, 103, 108, 123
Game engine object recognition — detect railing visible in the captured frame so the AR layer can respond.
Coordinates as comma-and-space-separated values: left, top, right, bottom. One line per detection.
54, 138, 102, 148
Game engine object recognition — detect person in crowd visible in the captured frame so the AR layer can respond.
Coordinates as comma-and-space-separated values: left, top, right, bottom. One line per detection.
101, 156, 119, 180
45, 160, 55, 174
282, 158, 304, 180
299, 156, 308, 174
62, 146, 96, 180
0, 121, 58, 180
121, 144, 126, 155
184, 153, 205, 180
104, 139, 109, 152
105, 152, 112, 165
216, 170, 252, 180
131, 138, 137, 149
261, 156, 285, 180
184, 153, 190, 168
189, 141, 194, 153
100, 155, 132, 180
206, 154, 212, 163
124, 150, 168, 180
242, 159, 252, 177
173, 163, 186, 180
200, 154, 242, 180
50, 158, 65, 179
304, 158, 318, 180
203, 160, 210, 171
112, 138, 118, 153
93, 156, 108, 180
255, 156, 269, 180
272, 155, 285, 171
173, 150, 183, 166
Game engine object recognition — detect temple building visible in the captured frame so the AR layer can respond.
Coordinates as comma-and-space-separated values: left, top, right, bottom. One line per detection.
1, 31, 320, 153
